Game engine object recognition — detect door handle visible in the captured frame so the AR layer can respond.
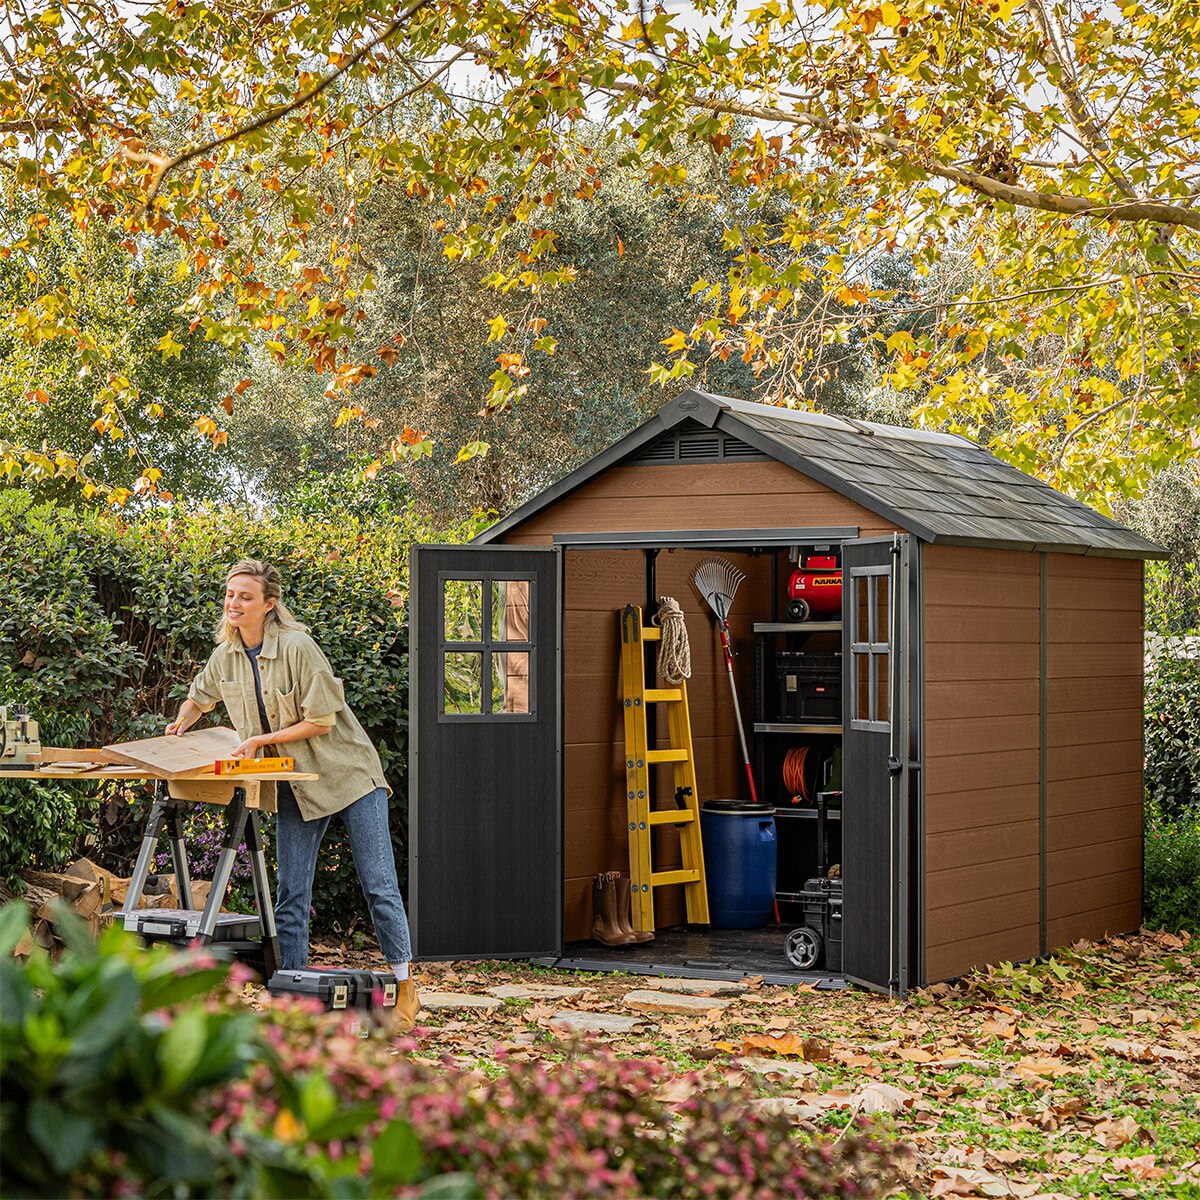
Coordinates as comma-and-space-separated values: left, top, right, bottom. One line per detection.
887, 755, 903, 776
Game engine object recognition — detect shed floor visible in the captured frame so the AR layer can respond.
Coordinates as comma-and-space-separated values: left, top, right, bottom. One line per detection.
545, 925, 845, 988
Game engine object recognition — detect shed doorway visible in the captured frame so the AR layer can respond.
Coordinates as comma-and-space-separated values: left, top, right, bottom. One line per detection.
548, 534, 910, 989
407, 534, 912, 991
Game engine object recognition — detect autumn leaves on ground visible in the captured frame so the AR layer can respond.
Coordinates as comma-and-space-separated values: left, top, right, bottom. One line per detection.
283, 930, 1200, 1200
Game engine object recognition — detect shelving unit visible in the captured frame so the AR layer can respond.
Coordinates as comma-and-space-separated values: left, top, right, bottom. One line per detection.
753, 618, 844, 921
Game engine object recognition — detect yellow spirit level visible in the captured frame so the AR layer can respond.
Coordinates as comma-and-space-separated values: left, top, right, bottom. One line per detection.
213, 756, 294, 776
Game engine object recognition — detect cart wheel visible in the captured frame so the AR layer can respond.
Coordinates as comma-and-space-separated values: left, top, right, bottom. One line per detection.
785, 598, 811, 622
785, 926, 822, 970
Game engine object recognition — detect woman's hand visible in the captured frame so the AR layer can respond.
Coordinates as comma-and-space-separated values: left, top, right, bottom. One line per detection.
166, 699, 203, 737
231, 734, 269, 759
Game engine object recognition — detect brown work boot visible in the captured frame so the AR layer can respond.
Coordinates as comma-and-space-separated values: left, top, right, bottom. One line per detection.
593, 873, 636, 946
394, 977, 421, 1032
613, 873, 654, 943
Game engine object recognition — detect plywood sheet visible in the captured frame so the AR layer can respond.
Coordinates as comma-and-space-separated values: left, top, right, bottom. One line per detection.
104, 727, 242, 778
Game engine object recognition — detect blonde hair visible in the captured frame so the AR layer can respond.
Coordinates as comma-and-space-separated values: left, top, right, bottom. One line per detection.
215, 559, 307, 643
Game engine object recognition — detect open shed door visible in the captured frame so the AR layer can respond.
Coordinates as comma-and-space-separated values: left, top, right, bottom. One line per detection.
842, 535, 911, 993
408, 544, 561, 959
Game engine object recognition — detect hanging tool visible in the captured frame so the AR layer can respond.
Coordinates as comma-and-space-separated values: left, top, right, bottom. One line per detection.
619, 604, 709, 933
692, 558, 760, 805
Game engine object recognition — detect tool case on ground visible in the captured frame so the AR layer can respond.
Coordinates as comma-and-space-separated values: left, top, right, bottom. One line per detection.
123, 908, 261, 942
775, 652, 842, 722
267, 968, 398, 1012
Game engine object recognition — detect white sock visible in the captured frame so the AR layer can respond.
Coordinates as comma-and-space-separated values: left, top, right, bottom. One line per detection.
392, 962, 410, 981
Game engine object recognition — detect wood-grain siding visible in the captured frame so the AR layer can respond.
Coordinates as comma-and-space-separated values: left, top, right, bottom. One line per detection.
923, 545, 1041, 982
1045, 554, 1143, 943
501, 461, 899, 544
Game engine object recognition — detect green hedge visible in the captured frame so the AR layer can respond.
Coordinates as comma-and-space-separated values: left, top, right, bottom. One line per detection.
1, 491, 469, 930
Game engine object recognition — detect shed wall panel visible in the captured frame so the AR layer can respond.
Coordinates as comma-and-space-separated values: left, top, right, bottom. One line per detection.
502, 461, 899, 543
923, 544, 1041, 981
1045, 554, 1143, 946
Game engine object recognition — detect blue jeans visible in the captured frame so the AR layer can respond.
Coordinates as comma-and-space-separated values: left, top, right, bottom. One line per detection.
275, 783, 412, 970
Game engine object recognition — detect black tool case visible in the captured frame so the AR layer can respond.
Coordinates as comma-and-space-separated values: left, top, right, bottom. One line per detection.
800, 876, 844, 972
267, 968, 398, 1012
775, 651, 842, 722
124, 908, 261, 942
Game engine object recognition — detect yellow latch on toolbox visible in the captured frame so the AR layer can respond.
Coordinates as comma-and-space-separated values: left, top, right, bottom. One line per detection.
213, 757, 294, 776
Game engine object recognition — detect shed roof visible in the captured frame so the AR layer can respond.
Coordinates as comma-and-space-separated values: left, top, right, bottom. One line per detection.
476, 389, 1169, 559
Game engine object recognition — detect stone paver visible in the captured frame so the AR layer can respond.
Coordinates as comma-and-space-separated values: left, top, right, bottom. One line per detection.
623, 988, 732, 1016
487, 984, 589, 1000
419, 991, 503, 1012
549, 1011, 647, 1034
644, 977, 748, 997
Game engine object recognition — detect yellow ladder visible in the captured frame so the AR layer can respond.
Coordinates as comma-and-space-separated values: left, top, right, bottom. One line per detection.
619, 604, 709, 933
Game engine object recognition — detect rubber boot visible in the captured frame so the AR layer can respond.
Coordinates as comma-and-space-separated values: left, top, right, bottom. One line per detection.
394, 977, 421, 1032
593, 873, 636, 946
613, 873, 654, 943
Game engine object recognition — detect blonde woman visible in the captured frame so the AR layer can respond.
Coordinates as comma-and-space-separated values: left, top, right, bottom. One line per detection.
166, 559, 419, 1029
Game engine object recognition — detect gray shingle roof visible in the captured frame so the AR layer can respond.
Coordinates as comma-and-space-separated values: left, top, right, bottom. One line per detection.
476, 389, 1169, 558
718, 396, 1166, 557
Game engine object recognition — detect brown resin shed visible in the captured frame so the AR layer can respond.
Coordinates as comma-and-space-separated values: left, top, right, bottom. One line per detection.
407, 389, 1167, 992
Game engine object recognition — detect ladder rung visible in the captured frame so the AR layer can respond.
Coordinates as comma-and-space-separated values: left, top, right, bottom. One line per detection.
651, 868, 701, 887
648, 810, 695, 825
645, 749, 688, 764
640, 627, 661, 641
644, 688, 682, 702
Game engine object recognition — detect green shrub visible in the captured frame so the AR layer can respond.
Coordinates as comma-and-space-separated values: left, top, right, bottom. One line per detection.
1144, 647, 1200, 821
0, 901, 474, 1199
1, 491, 474, 931
1144, 804, 1200, 934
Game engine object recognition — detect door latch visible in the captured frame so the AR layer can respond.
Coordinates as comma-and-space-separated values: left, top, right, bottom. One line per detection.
887, 755, 903, 776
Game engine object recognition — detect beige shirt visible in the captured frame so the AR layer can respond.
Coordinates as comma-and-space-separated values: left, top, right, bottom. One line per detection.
186, 624, 389, 821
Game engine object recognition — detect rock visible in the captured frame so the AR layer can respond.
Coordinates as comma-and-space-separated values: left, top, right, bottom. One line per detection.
549, 1011, 647, 1035
419, 992, 503, 1012
738, 1055, 820, 1080
623, 989, 732, 1016
645, 977, 748, 997
487, 984, 588, 1000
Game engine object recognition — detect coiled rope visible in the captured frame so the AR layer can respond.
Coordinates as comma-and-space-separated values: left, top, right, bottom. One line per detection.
654, 596, 692, 684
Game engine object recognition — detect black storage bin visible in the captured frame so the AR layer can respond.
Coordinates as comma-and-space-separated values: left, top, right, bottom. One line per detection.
776, 652, 842, 723
801, 876, 843, 971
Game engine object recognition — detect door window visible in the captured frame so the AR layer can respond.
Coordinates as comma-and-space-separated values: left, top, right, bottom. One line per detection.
440, 575, 535, 718
850, 568, 890, 732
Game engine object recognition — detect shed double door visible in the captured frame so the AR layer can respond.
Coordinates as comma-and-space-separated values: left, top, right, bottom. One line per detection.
408, 545, 561, 959
842, 535, 911, 994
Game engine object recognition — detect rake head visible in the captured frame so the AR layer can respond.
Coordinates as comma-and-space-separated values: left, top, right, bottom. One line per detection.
693, 557, 745, 625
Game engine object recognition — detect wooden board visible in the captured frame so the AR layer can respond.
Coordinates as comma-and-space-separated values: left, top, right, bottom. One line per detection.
104, 727, 242, 778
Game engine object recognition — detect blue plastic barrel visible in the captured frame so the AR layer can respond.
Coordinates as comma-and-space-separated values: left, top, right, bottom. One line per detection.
699, 801, 777, 929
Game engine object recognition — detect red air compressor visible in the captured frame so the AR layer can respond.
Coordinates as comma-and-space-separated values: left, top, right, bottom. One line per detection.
786, 552, 842, 621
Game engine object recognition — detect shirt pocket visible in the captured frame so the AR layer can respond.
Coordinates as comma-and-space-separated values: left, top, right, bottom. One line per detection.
218, 679, 251, 731
274, 685, 302, 728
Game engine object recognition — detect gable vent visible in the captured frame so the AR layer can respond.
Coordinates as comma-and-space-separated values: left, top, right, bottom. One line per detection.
632, 423, 768, 466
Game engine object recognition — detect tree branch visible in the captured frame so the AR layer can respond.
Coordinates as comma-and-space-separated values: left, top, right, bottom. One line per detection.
131, 0, 437, 206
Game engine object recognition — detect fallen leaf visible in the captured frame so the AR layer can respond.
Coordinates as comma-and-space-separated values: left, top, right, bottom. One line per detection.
739, 1033, 830, 1061
929, 1165, 1011, 1197
1110, 1154, 1167, 1180
1015, 1055, 1078, 1079
855, 1081, 913, 1114
1092, 1116, 1151, 1149
897, 1045, 934, 1062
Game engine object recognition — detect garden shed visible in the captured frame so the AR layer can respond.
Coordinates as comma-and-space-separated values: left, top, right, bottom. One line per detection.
407, 389, 1168, 992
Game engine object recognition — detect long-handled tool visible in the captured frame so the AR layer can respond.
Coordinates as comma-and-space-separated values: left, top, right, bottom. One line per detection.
693, 558, 760, 805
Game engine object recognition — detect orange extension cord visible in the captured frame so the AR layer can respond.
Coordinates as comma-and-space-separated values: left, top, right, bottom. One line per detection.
782, 745, 811, 805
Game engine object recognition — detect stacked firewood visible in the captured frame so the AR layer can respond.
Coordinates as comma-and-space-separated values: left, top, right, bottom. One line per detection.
3, 858, 214, 953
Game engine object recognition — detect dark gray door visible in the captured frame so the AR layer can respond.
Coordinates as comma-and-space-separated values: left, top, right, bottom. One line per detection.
842, 535, 910, 993
408, 544, 561, 959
